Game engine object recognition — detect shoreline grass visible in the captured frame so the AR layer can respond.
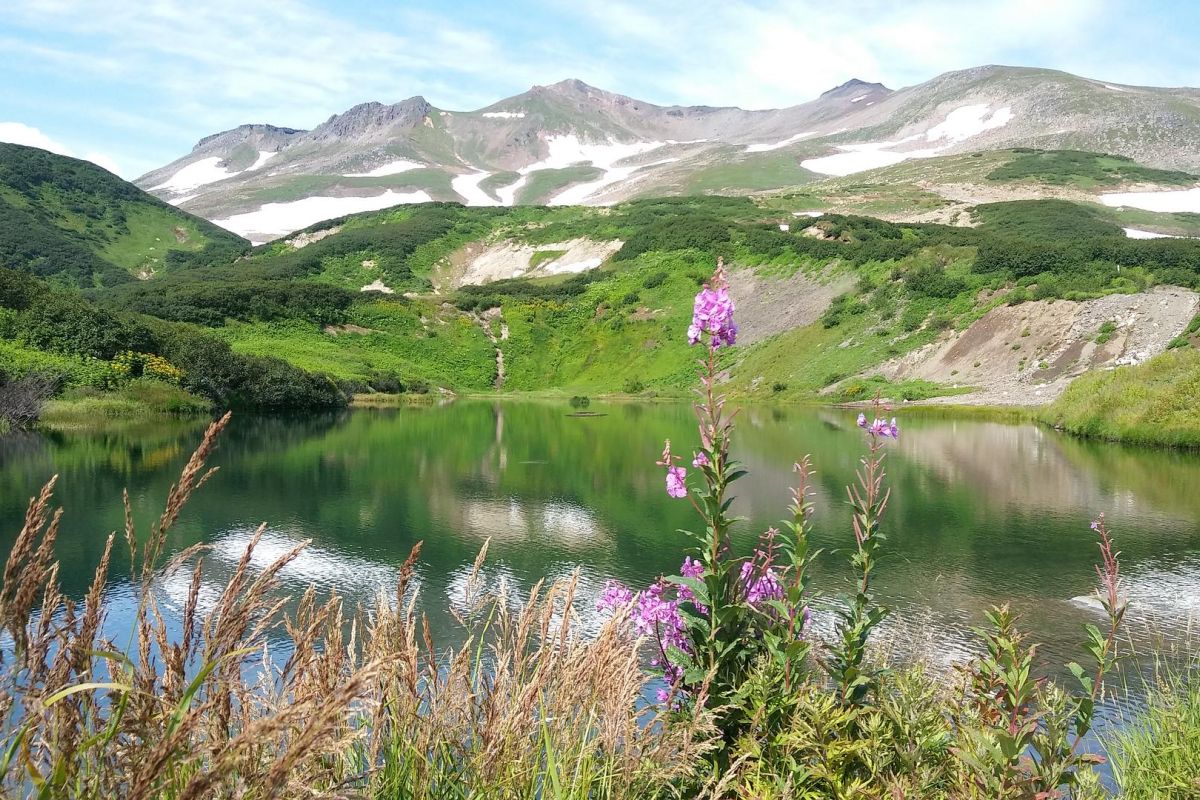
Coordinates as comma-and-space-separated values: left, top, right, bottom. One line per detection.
37, 379, 212, 430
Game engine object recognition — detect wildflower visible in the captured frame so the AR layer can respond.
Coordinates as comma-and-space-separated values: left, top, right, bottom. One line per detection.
657, 439, 688, 498
596, 581, 635, 612
688, 264, 737, 349
677, 556, 708, 613
739, 559, 784, 607
692, 451, 710, 468
666, 465, 687, 498
857, 414, 899, 439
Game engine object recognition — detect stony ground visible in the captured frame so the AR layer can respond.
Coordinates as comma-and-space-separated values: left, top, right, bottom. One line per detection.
874, 286, 1200, 405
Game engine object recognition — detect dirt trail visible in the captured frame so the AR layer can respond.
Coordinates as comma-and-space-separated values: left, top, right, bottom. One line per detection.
874, 286, 1199, 406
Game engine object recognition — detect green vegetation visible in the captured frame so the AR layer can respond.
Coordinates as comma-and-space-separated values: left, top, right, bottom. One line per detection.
1042, 348, 1200, 447
987, 148, 1198, 188
1108, 672, 1200, 799
516, 166, 604, 204
39, 379, 212, 426
528, 248, 566, 269
0, 143, 247, 286
682, 148, 818, 194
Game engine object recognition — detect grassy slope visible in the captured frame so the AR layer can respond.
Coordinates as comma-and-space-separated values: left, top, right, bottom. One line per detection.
1041, 346, 1200, 447
0, 143, 247, 284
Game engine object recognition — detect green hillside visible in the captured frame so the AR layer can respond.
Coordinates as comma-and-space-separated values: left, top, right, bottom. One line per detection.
4, 150, 1200, 438
0, 144, 248, 287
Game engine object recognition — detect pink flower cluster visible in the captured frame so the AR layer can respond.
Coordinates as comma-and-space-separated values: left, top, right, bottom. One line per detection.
687, 268, 737, 349
657, 440, 689, 498
597, 578, 690, 702
740, 558, 784, 607
857, 413, 899, 439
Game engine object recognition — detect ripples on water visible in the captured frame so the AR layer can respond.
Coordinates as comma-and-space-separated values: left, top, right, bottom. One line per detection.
1, 401, 1197, 740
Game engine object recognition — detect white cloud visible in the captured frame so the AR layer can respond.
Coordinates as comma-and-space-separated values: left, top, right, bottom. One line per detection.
0, 121, 122, 175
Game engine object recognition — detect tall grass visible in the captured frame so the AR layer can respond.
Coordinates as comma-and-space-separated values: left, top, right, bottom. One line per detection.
0, 413, 714, 798
1042, 348, 1200, 448
1108, 669, 1200, 799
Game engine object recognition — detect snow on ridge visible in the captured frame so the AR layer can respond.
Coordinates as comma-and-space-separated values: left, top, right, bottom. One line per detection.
212, 190, 433, 239
168, 194, 197, 206
497, 135, 669, 206
247, 150, 277, 171
924, 105, 1013, 144
744, 131, 816, 153
1102, 188, 1200, 214
481, 111, 526, 119
850, 94, 869, 103
451, 171, 501, 207
801, 104, 1013, 177
344, 159, 424, 177
150, 157, 240, 192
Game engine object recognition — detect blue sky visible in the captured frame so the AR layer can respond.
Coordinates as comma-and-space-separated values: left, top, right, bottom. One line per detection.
1, 0, 1197, 178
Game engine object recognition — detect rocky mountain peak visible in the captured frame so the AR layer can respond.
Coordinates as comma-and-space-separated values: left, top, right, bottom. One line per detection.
192, 123, 305, 153
307, 96, 434, 141
820, 78, 891, 98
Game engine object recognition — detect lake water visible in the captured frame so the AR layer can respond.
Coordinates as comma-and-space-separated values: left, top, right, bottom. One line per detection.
1, 401, 1197, 714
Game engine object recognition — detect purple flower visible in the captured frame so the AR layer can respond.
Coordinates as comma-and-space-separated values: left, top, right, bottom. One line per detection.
1090, 519, 1101, 532
692, 451, 710, 468
596, 581, 635, 612
666, 465, 688, 498
858, 414, 899, 439
677, 556, 708, 613
680, 556, 705, 580
688, 266, 737, 349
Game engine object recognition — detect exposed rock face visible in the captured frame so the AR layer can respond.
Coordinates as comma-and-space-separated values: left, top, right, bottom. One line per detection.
872, 286, 1200, 405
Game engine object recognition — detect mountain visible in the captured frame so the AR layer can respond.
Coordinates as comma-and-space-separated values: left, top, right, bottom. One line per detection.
136, 65, 1200, 243
0, 144, 248, 286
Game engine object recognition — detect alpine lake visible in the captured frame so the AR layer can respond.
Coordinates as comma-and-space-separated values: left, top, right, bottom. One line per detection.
2, 399, 1197, 730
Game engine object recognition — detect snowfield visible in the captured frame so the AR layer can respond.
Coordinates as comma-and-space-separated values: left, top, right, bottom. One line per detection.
451, 171, 501, 206
151, 157, 241, 192
1123, 228, 1180, 239
481, 111, 526, 119
247, 150, 277, 171
482, 135, 672, 206
744, 131, 816, 153
1101, 188, 1200, 213
801, 104, 1014, 176
212, 190, 433, 239
344, 159, 424, 177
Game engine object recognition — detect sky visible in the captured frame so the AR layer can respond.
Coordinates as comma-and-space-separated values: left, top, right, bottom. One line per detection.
1, 0, 1198, 179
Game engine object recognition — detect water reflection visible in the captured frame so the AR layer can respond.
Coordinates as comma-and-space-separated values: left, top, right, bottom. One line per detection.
1, 401, 1197, 706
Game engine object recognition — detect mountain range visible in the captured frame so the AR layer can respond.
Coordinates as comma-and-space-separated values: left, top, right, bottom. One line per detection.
134, 65, 1200, 243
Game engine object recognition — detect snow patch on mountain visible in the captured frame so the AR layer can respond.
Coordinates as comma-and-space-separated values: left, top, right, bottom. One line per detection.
1102, 188, 1200, 213
247, 151, 277, 171
925, 105, 1013, 143
451, 171, 501, 206
213, 190, 433, 239
1124, 228, 1180, 239
344, 159, 424, 177
151, 157, 241, 192
802, 104, 1013, 176
744, 131, 816, 153
481, 111, 525, 119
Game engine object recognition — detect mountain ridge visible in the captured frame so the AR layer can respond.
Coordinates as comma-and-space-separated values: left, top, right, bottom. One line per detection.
135, 64, 1200, 243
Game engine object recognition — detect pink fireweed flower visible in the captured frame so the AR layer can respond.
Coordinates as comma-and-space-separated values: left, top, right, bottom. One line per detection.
688, 265, 737, 349
677, 556, 708, 613
857, 413, 899, 439
657, 439, 688, 498
596, 581, 635, 612
692, 451, 710, 468
666, 465, 688, 498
